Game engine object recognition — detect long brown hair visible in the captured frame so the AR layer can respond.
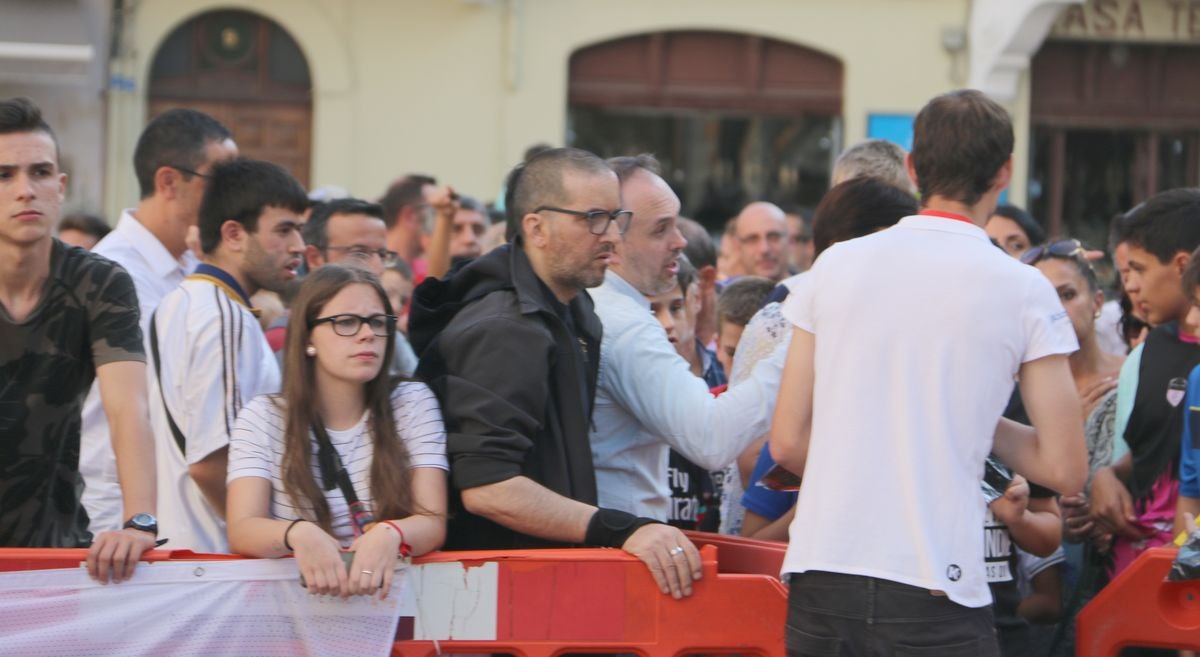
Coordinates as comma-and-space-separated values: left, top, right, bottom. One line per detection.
278, 265, 414, 532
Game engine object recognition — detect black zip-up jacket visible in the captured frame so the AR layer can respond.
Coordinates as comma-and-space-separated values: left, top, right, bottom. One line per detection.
410, 242, 603, 550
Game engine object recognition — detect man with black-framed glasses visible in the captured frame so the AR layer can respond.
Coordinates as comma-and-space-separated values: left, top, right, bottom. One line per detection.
80, 108, 237, 538
300, 197, 418, 376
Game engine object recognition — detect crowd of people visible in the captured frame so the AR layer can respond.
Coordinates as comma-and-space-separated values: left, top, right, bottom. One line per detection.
2, 87, 1200, 656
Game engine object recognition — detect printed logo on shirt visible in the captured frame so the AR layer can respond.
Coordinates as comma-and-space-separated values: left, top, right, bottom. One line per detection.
1168, 377, 1187, 407
983, 508, 1014, 583
946, 564, 962, 582
1050, 310, 1070, 323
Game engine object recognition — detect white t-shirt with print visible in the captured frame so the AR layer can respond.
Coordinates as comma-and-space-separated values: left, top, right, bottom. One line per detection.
227, 382, 448, 545
779, 215, 1078, 608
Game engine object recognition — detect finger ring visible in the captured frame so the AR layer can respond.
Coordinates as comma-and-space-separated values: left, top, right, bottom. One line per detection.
361, 569, 374, 575
669, 546, 684, 556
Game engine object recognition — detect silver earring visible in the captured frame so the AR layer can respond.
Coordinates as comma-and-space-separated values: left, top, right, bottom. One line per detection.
1094, 310, 1102, 319
305, 345, 316, 356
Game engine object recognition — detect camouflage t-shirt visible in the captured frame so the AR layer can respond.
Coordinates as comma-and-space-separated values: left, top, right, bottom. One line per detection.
0, 240, 144, 547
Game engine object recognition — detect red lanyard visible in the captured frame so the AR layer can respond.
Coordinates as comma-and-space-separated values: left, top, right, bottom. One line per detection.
920, 209, 974, 224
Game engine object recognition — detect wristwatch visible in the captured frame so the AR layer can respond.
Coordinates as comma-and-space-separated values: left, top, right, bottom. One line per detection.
123, 513, 159, 536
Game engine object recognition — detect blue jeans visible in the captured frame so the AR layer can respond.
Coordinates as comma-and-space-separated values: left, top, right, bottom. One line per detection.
786, 571, 1000, 657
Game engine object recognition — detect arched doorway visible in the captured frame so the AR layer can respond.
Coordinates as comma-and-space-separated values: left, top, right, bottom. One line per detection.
148, 9, 312, 187
568, 31, 844, 227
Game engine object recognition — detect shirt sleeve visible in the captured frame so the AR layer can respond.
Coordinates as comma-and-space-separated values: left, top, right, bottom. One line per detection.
1112, 343, 1143, 462
226, 395, 280, 485
87, 259, 145, 367
392, 381, 448, 471
741, 441, 797, 520
431, 317, 553, 491
779, 267, 817, 334
1021, 273, 1079, 363
1178, 365, 1200, 499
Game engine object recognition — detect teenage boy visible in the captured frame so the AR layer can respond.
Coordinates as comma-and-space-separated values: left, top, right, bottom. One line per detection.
0, 97, 157, 583
770, 90, 1086, 653
1090, 188, 1200, 573
149, 159, 307, 552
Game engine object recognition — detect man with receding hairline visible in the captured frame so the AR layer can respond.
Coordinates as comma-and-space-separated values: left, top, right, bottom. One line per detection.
735, 201, 790, 283
412, 147, 703, 600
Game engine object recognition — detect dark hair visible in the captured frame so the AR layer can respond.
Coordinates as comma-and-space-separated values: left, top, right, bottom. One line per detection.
674, 253, 698, 298
911, 89, 1013, 206
990, 204, 1046, 246
279, 265, 418, 532
302, 197, 384, 250
1118, 290, 1150, 348
0, 97, 57, 154
1027, 239, 1101, 293
717, 276, 775, 327
1184, 245, 1200, 304
812, 177, 919, 257
678, 217, 717, 270
58, 213, 111, 241
503, 147, 612, 243
133, 109, 231, 199
378, 174, 436, 229
607, 153, 662, 183
198, 159, 309, 254
1116, 188, 1200, 264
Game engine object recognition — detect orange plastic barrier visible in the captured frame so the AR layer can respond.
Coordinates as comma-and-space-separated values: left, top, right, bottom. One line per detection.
1076, 547, 1200, 656
0, 533, 788, 657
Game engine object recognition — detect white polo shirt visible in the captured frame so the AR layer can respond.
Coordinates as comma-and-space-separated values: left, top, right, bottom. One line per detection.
780, 214, 1077, 608
80, 210, 197, 533
149, 268, 280, 552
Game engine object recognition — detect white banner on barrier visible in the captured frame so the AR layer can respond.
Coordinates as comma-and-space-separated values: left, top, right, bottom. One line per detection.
0, 559, 407, 657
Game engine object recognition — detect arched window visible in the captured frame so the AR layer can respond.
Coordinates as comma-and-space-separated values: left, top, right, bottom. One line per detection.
568, 31, 843, 227
148, 10, 313, 187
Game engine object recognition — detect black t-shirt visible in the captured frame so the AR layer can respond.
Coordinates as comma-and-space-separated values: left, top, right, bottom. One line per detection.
0, 240, 144, 547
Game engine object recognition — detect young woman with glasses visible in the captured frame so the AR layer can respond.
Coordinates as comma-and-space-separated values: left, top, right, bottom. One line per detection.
226, 264, 447, 599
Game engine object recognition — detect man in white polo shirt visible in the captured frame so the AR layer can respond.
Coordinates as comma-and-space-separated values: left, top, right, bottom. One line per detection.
769, 90, 1087, 654
80, 109, 236, 535
149, 159, 306, 552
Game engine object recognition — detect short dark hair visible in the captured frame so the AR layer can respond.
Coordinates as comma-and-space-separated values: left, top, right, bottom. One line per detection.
1183, 245, 1200, 304
812, 176, 919, 257
674, 253, 698, 298
717, 276, 775, 327
133, 109, 232, 199
1116, 188, 1200, 264
302, 197, 384, 250
607, 153, 662, 183
0, 97, 57, 153
198, 159, 309, 254
504, 147, 612, 243
678, 217, 717, 270
911, 89, 1013, 206
378, 174, 436, 229
990, 204, 1046, 246
58, 213, 111, 241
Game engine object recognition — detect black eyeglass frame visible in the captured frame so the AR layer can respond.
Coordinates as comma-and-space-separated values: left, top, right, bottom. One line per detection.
534, 206, 633, 236
309, 313, 397, 337
169, 165, 211, 180
322, 245, 400, 266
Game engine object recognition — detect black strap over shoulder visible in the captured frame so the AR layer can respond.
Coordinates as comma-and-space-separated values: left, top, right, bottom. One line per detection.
150, 311, 187, 457
311, 420, 375, 535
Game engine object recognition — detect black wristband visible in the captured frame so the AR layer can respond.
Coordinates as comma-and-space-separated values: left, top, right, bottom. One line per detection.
283, 518, 305, 552
585, 508, 660, 548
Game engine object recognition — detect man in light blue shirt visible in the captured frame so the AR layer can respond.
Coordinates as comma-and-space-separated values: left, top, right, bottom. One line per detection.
590, 154, 785, 523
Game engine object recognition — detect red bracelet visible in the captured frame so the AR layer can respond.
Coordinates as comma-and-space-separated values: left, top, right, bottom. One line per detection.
380, 520, 412, 556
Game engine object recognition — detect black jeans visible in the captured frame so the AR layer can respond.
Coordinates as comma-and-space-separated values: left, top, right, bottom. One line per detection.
786, 571, 1000, 657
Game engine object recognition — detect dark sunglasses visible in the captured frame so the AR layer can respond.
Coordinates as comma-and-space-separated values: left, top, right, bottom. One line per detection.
1020, 239, 1085, 265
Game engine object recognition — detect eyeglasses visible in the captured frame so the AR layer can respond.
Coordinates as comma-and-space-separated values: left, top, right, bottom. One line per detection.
310, 313, 397, 337
535, 206, 633, 236
170, 165, 211, 180
324, 245, 400, 266
739, 232, 786, 246
1020, 239, 1085, 265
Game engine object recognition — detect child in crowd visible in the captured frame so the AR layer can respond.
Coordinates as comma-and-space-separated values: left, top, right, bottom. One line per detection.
1089, 189, 1200, 579
226, 265, 447, 599
381, 258, 415, 335
646, 256, 726, 531
1174, 246, 1200, 534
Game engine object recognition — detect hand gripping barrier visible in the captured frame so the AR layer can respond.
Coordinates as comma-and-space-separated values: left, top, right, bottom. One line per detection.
0, 531, 788, 657
1076, 547, 1200, 655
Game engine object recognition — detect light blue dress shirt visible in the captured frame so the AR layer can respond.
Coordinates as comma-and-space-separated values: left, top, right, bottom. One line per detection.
589, 270, 785, 521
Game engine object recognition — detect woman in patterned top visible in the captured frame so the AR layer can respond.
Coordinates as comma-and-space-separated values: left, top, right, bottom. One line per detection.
226, 265, 448, 599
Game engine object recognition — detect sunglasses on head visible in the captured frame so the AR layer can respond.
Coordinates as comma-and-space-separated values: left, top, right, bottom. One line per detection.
1020, 239, 1085, 265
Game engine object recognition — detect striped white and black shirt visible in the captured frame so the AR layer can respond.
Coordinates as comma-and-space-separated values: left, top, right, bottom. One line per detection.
227, 382, 448, 545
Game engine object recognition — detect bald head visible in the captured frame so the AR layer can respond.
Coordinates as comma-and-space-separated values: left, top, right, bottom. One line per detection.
735, 202, 789, 282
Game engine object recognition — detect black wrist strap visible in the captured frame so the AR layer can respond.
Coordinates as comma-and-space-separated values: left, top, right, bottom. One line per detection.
585, 508, 660, 548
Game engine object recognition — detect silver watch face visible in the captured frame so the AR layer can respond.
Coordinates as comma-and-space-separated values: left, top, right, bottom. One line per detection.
130, 513, 156, 528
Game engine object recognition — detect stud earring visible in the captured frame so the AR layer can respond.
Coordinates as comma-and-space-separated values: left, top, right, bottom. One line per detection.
305, 345, 316, 357
1094, 310, 1103, 319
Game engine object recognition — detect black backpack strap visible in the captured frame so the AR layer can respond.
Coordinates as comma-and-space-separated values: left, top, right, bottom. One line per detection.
150, 310, 187, 456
